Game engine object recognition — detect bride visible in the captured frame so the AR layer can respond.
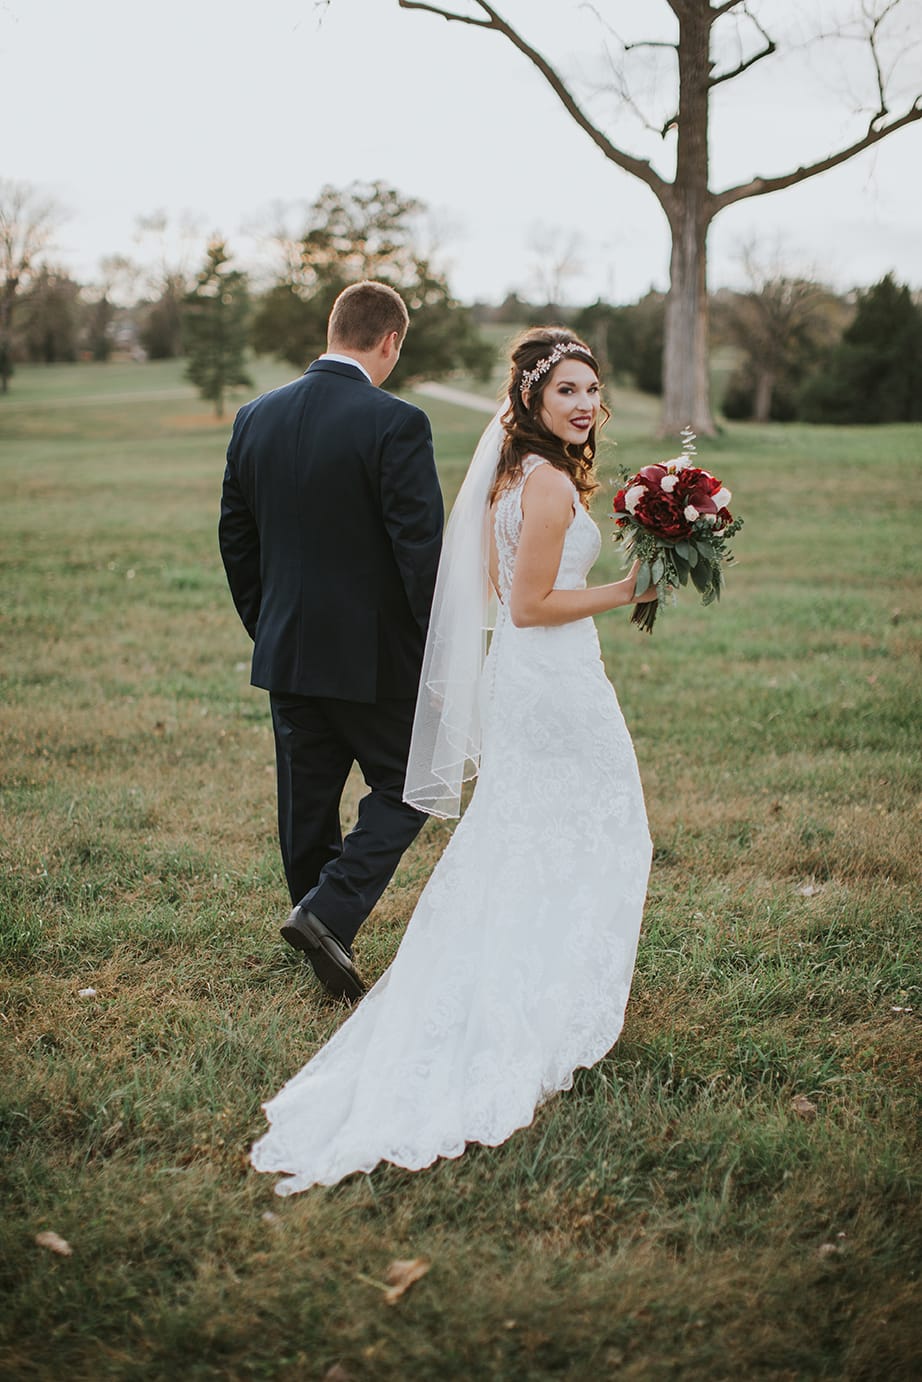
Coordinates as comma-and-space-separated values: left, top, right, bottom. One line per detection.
250, 327, 656, 1193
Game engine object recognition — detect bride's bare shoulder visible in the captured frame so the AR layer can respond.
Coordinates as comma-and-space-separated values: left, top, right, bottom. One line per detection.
521, 460, 575, 516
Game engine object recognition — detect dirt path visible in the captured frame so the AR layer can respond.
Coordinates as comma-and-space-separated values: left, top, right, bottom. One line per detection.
412, 381, 497, 414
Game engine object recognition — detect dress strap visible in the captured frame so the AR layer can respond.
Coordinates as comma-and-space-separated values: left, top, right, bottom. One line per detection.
521, 454, 547, 480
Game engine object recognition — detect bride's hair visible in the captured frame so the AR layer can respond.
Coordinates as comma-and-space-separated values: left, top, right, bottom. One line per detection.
491, 327, 608, 507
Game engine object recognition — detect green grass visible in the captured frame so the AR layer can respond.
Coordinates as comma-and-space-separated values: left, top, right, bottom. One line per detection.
1, 360, 920, 1381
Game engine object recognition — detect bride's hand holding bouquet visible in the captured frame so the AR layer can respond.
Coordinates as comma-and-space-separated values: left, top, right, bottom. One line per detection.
612, 432, 743, 633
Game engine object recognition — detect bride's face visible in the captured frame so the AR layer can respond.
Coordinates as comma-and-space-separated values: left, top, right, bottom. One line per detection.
538, 360, 601, 446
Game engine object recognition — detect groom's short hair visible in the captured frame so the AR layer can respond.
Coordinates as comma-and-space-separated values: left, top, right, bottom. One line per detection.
328, 281, 410, 352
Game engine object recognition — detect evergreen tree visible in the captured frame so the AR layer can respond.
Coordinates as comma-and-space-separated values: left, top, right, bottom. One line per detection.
183, 241, 252, 417
798, 275, 922, 423
251, 181, 493, 387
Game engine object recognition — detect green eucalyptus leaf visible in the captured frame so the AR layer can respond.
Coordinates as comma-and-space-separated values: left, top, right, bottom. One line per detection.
634, 561, 652, 599
691, 559, 713, 593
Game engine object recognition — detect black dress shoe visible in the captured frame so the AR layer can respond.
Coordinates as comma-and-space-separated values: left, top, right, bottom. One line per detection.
280, 907, 366, 1001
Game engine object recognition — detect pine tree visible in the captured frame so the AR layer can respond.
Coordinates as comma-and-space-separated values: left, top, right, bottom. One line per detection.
183, 241, 252, 417
799, 275, 922, 424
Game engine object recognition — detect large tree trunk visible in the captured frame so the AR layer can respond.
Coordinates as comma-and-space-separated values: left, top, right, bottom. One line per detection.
661, 206, 715, 436
659, 2, 716, 437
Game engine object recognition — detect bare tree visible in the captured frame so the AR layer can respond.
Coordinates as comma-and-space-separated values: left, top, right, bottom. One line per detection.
132, 210, 202, 358
395, 1, 922, 435
717, 241, 845, 420
527, 223, 586, 310
0, 179, 64, 393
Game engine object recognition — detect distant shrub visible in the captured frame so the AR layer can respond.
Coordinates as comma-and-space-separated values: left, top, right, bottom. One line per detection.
798, 274, 922, 423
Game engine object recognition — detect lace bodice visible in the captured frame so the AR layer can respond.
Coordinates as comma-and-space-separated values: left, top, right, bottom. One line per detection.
493, 456, 602, 602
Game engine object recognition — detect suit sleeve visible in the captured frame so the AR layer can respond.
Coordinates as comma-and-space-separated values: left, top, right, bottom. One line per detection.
218, 427, 262, 641
379, 407, 444, 633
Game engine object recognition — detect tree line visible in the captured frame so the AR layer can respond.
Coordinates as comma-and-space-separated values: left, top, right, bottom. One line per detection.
1, 174, 919, 424
572, 272, 922, 425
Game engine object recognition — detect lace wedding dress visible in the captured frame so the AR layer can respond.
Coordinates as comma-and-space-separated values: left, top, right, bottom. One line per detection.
251, 457, 652, 1193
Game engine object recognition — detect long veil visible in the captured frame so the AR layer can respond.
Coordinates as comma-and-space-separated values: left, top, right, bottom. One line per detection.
403, 404, 506, 818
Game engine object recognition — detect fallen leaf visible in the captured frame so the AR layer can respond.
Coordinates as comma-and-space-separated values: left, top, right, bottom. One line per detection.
791, 1095, 817, 1121
35, 1231, 73, 1257
383, 1257, 430, 1305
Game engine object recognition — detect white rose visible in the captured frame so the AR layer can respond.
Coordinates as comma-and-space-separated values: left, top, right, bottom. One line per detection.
684, 504, 699, 522
625, 483, 646, 513
661, 474, 679, 493
713, 486, 732, 508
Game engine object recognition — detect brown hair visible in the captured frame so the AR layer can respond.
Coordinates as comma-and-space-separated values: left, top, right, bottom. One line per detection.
327, 280, 410, 352
491, 327, 607, 507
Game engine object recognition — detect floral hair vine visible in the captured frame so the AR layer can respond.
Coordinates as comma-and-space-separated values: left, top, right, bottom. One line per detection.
520, 341, 593, 395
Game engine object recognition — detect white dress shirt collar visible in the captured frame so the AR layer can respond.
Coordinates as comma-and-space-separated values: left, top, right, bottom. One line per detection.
318, 352, 373, 384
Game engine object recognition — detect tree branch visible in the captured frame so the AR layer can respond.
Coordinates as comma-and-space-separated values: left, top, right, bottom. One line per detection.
864, 0, 904, 133
396, 0, 491, 26
623, 40, 679, 52
712, 97, 922, 210
710, 5, 776, 88
710, 1, 746, 18
398, 0, 669, 198
709, 38, 775, 88
580, 5, 678, 139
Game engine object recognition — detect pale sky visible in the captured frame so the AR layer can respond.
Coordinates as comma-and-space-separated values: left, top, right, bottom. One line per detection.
3, 0, 921, 304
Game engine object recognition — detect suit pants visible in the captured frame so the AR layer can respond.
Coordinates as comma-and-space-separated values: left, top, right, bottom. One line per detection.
269, 692, 428, 952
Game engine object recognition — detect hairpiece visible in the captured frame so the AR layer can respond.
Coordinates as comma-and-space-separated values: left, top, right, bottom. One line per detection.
520, 341, 593, 395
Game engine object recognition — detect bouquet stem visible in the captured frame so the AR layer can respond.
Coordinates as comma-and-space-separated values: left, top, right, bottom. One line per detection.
631, 598, 658, 634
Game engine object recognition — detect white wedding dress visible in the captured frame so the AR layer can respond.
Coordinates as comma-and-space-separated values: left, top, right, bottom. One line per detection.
251, 457, 652, 1193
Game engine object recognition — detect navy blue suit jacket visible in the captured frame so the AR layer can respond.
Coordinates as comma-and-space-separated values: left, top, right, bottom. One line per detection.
219, 359, 443, 703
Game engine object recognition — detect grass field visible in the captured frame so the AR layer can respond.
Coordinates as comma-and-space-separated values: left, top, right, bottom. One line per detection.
1, 358, 920, 1381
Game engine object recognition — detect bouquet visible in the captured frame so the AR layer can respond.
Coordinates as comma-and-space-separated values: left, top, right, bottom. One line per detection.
612, 430, 743, 633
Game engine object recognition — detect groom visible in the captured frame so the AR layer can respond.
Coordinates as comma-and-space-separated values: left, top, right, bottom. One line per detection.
219, 281, 443, 1000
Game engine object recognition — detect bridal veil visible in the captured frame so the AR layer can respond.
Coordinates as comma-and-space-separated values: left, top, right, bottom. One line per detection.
403, 404, 505, 818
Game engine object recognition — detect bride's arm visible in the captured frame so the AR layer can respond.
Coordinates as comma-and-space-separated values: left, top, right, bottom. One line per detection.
509, 466, 656, 629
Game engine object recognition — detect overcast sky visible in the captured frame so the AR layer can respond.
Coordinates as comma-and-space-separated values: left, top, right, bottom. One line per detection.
3, 0, 921, 304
